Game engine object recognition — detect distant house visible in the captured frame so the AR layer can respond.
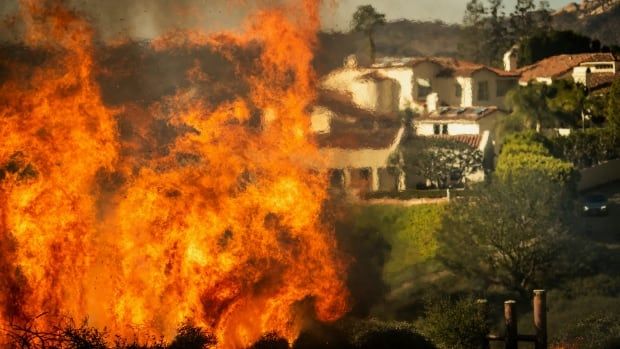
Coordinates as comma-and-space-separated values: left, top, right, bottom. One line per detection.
311, 91, 405, 195
413, 106, 502, 181
321, 56, 520, 112
517, 52, 620, 92
414, 106, 505, 138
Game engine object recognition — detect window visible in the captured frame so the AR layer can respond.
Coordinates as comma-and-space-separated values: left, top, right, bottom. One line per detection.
496, 79, 516, 97
329, 170, 344, 189
478, 81, 489, 101
433, 124, 448, 135
455, 83, 462, 98
417, 79, 432, 98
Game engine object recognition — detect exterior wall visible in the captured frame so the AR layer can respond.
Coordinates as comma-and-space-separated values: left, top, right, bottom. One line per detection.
457, 77, 473, 107
580, 61, 617, 74
310, 107, 332, 134
471, 69, 514, 109
350, 79, 380, 111
578, 158, 620, 191
411, 62, 442, 106
434, 77, 462, 106
380, 68, 415, 110
321, 67, 370, 92
416, 123, 438, 136
415, 121, 480, 136
378, 167, 399, 191
448, 123, 479, 135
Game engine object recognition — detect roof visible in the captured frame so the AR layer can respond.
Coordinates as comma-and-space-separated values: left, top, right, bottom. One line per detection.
356, 71, 394, 82
588, 72, 620, 91
518, 53, 618, 83
421, 134, 483, 149
313, 89, 403, 150
415, 106, 502, 122
372, 56, 520, 78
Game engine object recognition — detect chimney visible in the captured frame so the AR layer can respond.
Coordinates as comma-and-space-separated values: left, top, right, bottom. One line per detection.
426, 92, 439, 113
503, 45, 518, 72
344, 55, 358, 69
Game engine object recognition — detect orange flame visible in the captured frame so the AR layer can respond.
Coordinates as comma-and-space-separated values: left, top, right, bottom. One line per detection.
0, 0, 349, 348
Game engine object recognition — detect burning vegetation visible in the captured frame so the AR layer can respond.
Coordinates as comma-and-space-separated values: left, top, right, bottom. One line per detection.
0, 0, 349, 347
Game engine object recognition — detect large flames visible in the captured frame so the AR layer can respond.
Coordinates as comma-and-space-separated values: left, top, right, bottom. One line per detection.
0, 0, 348, 347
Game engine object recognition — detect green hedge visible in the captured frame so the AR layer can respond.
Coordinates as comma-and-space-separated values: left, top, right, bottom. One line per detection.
347, 204, 446, 288
363, 189, 470, 200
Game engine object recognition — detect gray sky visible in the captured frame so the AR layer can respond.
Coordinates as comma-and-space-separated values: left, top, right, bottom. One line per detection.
0, 0, 573, 41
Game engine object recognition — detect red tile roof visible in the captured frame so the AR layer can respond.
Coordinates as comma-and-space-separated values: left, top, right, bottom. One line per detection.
373, 56, 520, 77
518, 53, 618, 83
416, 106, 503, 122
422, 134, 483, 149
313, 89, 403, 150
588, 72, 620, 91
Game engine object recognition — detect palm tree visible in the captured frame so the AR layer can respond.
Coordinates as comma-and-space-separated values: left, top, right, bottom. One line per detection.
351, 5, 386, 64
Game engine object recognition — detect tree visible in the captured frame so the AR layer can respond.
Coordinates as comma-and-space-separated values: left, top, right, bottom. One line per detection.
606, 77, 620, 134
505, 83, 555, 132
517, 30, 596, 66
437, 173, 573, 298
550, 128, 619, 169
458, 0, 487, 63
484, 0, 509, 66
504, 81, 586, 132
509, 0, 536, 40
391, 137, 483, 189
351, 5, 386, 64
496, 132, 576, 184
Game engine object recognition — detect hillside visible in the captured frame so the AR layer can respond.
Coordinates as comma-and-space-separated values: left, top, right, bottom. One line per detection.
315, 20, 462, 75
553, 0, 620, 45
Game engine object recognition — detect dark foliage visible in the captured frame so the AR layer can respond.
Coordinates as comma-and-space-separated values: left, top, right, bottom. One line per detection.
167, 324, 216, 349
517, 30, 602, 66
248, 333, 289, 349
418, 297, 489, 349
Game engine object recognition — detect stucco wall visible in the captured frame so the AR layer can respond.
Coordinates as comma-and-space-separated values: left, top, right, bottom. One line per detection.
415, 121, 480, 136
380, 68, 414, 110
457, 77, 473, 107
471, 70, 515, 109
578, 158, 620, 191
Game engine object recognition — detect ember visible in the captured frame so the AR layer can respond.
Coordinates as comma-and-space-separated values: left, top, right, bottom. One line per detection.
0, 0, 349, 348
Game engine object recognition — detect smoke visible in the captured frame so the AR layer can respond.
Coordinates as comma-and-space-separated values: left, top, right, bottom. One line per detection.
0, 0, 297, 42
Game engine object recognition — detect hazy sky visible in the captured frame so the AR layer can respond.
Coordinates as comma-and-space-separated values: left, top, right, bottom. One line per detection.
322, 0, 572, 30
0, 0, 573, 41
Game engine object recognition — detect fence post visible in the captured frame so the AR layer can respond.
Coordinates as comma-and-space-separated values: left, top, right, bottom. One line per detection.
533, 290, 548, 349
504, 300, 518, 349
476, 299, 490, 349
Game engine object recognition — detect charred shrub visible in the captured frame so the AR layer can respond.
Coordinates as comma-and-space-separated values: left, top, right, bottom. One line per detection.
167, 324, 216, 349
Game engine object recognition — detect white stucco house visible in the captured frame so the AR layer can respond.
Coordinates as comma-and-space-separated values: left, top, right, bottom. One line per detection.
321, 55, 520, 113
517, 52, 619, 92
311, 90, 405, 195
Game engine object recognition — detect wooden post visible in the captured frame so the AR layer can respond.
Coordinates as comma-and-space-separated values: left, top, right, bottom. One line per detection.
504, 300, 518, 349
476, 299, 490, 349
533, 290, 547, 349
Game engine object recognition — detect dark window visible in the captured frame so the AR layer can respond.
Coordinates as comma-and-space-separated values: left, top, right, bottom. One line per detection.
442, 124, 448, 135
455, 83, 462, 98
433, 124, 441, 135
360, 168, 371, 180
329, 169, 344, 188
496, 79, 516, 97
417, 82, 432, 98
478, 81, 489, 101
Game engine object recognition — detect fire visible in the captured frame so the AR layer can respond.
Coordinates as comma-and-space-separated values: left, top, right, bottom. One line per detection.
0, 0, 348, 348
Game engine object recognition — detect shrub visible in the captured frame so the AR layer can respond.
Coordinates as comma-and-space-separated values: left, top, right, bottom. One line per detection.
417, 298, 489, 349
